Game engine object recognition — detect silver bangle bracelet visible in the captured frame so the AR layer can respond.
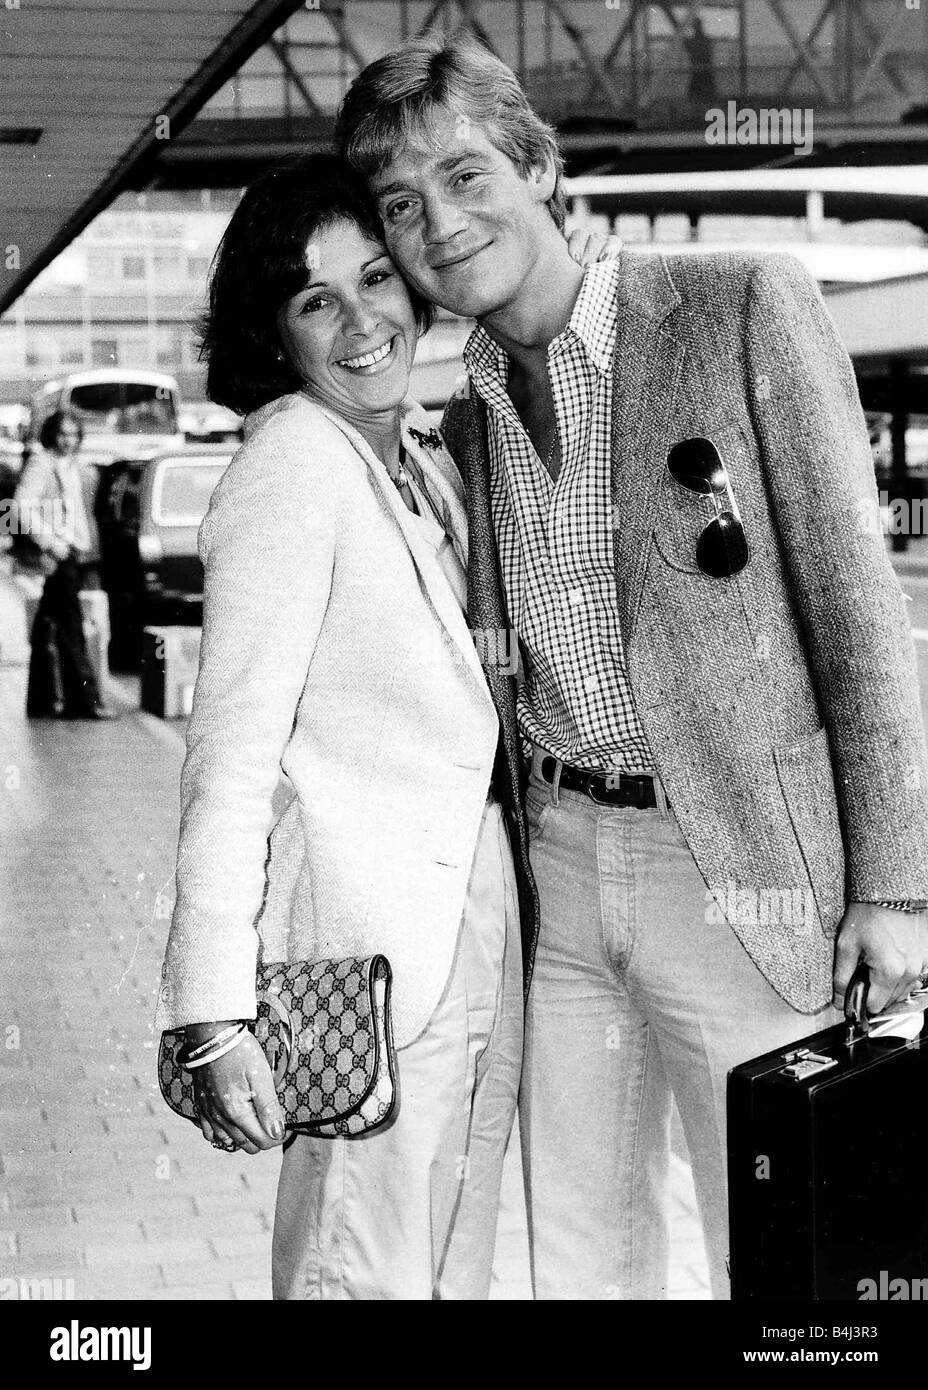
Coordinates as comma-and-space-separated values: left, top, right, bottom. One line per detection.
185, 1023, 243, 1060
183, 1025, 248, 1070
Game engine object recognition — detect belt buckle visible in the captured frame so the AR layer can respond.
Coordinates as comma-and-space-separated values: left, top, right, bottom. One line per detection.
586, 774, 614, 806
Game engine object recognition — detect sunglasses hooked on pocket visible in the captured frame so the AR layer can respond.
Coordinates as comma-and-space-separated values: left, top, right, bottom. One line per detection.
666, 436, 750, 578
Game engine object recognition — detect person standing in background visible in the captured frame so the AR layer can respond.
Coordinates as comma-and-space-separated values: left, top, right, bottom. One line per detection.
683, 12, 715, 107
15, 409, 116, 719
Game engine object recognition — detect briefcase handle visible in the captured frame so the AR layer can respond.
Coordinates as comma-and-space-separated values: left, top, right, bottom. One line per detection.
844, 961, 870, 1043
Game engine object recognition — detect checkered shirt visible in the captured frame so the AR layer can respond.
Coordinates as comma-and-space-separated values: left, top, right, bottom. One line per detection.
462, 259, 654, 774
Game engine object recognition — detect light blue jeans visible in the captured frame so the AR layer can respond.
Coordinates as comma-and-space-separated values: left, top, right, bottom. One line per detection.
520, 758, 837, 1300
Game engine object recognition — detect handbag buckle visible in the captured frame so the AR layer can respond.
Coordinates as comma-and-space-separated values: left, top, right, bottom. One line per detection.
255, 990, 293, 1088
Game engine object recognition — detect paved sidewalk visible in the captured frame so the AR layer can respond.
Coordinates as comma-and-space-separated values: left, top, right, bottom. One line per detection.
0, 568, 709, 1300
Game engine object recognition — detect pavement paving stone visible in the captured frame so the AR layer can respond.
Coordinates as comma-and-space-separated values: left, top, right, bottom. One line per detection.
78, 1270, 166, 1298
0, 1208, 76, 1233
192, 1191, 279, 1219
209, 1234, 274, 1261
84, 1237, 214, 1269
71, 1197, 196, 1223
2, 1154, 129, 1183
0, 1256, 85, 1281
14, 1232, 92, 1262
65, 1219, 146, 1244
130, 1169, 261, 1198
231, 1279, 272, 1300
159, 1256, 268, 1285
141, 1211, 267, 1241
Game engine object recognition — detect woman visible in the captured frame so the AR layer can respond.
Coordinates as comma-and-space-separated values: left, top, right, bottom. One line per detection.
16, 409, 115, 719
153, 154, 527, 1302
154, 154, 611, 1300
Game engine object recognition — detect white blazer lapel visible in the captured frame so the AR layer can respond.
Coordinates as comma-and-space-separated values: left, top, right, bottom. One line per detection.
399, 405, 470, 572
305, 398, 487, 695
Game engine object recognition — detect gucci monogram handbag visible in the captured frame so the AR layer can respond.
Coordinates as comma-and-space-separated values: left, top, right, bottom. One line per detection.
158, 955, 397, 1137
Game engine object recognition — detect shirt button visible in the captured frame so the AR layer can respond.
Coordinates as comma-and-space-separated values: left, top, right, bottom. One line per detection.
568, 588, 583, 605
161, 964, 168, 979
583, 674, 599, 693
160, 986, 170, 1001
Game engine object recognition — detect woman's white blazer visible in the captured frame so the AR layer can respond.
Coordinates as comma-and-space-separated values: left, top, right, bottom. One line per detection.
154, 392, 499, 1048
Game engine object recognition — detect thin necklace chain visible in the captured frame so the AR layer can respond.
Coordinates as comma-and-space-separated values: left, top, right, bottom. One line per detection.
387, 444, 408, 489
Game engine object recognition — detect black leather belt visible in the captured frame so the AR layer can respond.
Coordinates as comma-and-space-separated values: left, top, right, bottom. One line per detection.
539, 756, 667, 809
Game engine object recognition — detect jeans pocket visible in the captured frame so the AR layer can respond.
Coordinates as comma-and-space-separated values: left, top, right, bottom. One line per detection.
525, 783, 551, 846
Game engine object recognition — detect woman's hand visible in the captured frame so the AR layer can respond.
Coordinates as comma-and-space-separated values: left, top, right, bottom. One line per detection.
567, 228, 624, 267
190, 1028, 286, 1155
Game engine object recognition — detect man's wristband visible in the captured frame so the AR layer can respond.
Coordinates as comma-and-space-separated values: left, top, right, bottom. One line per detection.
870, 900, 928, 914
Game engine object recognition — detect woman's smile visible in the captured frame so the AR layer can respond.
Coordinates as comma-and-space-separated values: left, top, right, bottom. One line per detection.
335, 334, 399, 373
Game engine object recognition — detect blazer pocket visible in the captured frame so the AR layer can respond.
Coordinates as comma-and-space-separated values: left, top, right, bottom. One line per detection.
773, 726, 846, 938
651, 490, 716, 574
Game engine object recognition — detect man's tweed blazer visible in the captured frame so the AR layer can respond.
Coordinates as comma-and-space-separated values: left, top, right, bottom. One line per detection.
442, 250, 928, 1014
154, 393, 499, 1049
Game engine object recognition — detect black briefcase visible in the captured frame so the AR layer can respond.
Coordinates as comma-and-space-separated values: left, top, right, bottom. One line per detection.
728, 968, 928, 1300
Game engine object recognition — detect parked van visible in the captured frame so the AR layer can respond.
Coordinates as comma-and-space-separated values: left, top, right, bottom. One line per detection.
26, 369, 185, 468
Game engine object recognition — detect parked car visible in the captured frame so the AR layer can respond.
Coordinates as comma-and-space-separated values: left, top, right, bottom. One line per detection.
27, 369, 186, 469
97, 445, 232, 668
179, 400, 243, 444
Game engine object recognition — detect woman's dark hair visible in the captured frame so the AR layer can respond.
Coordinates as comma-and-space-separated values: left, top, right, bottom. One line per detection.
201, 153, 433, 417
39, 409, 83, 452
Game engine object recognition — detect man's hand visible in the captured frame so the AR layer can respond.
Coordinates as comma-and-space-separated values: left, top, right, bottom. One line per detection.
833, 902, 928, 1015
566, 228, 623, 267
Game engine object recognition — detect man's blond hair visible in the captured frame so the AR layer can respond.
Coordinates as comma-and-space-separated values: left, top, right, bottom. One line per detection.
335, 37, 567, 232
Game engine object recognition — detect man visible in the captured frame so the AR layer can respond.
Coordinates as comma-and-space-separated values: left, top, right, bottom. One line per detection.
335, 39, 928, 1299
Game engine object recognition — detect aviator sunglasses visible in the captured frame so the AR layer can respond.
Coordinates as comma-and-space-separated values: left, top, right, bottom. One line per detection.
666, 436, 750, 578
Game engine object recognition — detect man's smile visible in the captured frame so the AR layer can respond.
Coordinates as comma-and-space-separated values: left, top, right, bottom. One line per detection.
430, 242, 492, 272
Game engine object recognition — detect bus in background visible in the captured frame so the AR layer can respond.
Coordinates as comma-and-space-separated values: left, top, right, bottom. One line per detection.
25, 369, 185, 468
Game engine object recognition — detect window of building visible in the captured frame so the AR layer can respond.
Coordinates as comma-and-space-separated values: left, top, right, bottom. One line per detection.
153, 251, 182, 280
122, 255, 146, 281
119, 336, 154, 369
88, 250, 118, 281
91, 339, 119, 367
23, 333, 62, 369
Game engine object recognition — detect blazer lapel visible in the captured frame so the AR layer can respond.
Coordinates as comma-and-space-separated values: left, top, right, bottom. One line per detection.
308, 398, 489, 696
610, 254, 685, 648
444, 384, 540, 981
399, 405, 469, 573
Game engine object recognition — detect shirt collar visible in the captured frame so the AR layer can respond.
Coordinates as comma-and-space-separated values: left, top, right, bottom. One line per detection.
462, 257, 620, 388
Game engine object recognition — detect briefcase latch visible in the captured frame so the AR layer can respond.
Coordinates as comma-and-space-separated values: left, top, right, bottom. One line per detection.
780, 1048, 838, 1081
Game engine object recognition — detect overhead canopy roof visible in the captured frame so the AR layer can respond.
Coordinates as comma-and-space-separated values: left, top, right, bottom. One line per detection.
0, 0, 304, 316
